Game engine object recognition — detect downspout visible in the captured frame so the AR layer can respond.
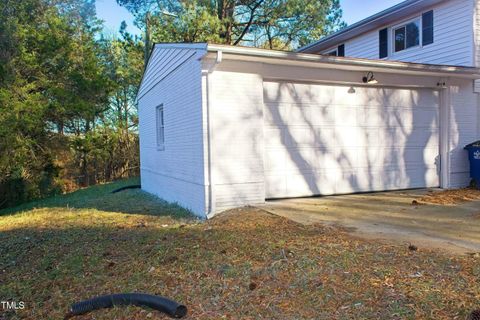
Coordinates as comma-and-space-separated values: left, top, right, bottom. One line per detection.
205, 50, 222, 219
438, 78, 451, 189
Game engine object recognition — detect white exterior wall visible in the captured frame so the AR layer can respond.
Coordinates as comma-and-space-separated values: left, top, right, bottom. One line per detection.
331, 0, 475, 66
205, 60, 479, 213
138, 46, 208, 217
474, 0, 480, 91
137, 46, 479, 217
448, 78, 480, 187
207, 61, 266, 212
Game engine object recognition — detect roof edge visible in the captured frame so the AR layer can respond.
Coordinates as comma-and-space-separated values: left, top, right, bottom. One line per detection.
206, 44, 480, 77
297, 0, 446, 53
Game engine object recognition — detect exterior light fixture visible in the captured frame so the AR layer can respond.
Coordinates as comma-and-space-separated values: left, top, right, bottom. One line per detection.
362, 71, 378, 84
348, 86, 356, 94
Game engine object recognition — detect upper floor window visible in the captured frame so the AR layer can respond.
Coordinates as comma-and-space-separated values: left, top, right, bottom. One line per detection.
380, 11, 433, 58
394, 19, 420, 52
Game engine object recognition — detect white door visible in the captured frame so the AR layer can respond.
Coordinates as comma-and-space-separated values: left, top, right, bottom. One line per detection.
263, 81, 440, 198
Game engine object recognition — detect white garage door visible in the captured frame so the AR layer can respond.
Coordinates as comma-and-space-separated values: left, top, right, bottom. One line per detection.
264, 81, 440, 198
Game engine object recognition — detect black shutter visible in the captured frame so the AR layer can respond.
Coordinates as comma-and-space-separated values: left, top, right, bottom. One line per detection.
422, 10, 434, 46
337, 44, 345, 57
379, 28, 388, 58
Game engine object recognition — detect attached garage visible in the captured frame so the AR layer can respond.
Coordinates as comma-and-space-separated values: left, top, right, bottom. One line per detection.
263, 82, 440, 198
137, 43, 480, 218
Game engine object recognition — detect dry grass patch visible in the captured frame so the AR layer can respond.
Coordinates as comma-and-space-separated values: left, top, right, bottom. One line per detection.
1, 184, 480, 319
419, 188, 480, 205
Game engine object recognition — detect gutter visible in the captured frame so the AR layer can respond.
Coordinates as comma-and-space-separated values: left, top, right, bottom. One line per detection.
206, 44, 480, 78
205, 50, 222, 219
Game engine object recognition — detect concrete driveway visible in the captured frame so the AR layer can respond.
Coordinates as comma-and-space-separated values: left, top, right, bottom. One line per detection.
262, 189, 480, 254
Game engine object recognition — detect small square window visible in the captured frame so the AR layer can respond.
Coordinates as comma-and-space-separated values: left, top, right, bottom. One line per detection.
156, 105, 164, 150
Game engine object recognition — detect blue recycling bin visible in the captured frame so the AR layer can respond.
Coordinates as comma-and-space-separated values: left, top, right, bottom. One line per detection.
464, 141, 480, 187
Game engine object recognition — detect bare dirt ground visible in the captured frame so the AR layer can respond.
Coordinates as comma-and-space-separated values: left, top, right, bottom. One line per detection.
264, 189, 480, 255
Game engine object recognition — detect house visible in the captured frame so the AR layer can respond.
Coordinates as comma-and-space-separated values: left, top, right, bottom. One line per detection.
136, 43, 480, 218
298, 0, 478, 68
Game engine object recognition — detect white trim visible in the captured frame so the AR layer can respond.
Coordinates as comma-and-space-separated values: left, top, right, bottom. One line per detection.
204, 51, 223, 218
439, 81, 451, 188
391, 16, 422, 55
154, 43, 208, 51
321, 46, 338, 56
156, 104, 165, 150
206, 44, 480, 78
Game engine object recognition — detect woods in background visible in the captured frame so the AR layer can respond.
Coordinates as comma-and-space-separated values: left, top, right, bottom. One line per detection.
0, 0, 142, 208
0, 0, 345, 209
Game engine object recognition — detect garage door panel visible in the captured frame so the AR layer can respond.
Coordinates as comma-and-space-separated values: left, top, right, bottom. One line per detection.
335, 127, 362, 147
283, 148, 316, 173
412, 108, 439, 127
285, 173, 316, 197
265, 174, 286, 198
312, 127, 335, 148
264, 148, 285, 173
264, 127, 284, 148
286, 127, 317, 147
407, 128, 439, 147
263, 82, 335, 105
334, 106, 358, 127
310, 106, 335, 125
264, 82, 440, 199
360, 107, 409, 128
312, 170, 338, 194
314, 149, 338, 169
264, 103, 289, 125
289, 104, 312, 124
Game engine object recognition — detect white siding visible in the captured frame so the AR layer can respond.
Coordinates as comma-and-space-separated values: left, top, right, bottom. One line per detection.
137, 45, 205, 100
138, 46, 207, 217
137, 46, 479, 217
340, 0, 474, 66
208, 61, 266, 212
448, 78, 480, 187
474, 0, 480, 91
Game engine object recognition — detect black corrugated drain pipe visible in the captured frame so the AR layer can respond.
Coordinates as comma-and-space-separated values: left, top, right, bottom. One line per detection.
64, 293, 187, 319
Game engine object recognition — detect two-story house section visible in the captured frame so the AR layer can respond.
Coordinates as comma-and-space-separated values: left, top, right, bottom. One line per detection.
299, 0, 475, 68
296, 0, 480, 191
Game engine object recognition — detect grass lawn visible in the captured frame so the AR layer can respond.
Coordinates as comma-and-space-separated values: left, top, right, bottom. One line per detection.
1, 179, 479, 319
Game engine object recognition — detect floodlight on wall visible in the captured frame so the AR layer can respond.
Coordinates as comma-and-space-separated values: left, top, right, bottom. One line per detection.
362, 72, 378, 84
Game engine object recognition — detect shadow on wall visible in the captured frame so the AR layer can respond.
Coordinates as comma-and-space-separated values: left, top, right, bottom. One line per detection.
262, 81, 440, 198
210, 72, 265, 208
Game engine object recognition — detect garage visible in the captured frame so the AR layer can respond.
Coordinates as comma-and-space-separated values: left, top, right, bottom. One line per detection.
263, 82, 440, 198
138, 43, 480, 218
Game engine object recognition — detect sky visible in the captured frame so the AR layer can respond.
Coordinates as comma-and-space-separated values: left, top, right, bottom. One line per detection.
96, 0, 405, 37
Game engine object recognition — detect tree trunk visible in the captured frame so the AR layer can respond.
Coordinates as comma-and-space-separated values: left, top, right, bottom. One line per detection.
144, 11, 151, 66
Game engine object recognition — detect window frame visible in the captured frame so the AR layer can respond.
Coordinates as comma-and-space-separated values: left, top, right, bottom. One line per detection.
326, 49, 338, 56
323, 44, 345, 57
156, 104, 165, 150
391, 17, 421, 54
